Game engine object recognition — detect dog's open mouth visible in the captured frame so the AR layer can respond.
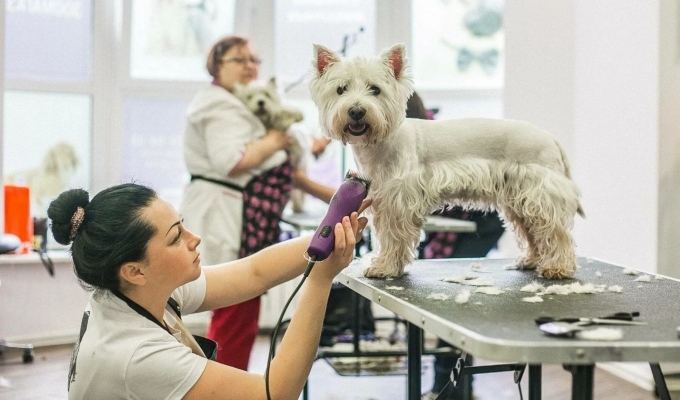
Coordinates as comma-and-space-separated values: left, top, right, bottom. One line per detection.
344, 123, 369, 136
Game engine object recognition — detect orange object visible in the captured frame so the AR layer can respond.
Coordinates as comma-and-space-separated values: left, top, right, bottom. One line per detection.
4, 185, 33, 251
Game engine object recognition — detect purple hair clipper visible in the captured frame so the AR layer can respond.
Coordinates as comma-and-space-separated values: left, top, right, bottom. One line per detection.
306, 171, 371, 262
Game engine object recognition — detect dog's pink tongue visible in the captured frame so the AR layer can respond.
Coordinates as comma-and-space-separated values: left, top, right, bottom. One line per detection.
349, 123, 366, 133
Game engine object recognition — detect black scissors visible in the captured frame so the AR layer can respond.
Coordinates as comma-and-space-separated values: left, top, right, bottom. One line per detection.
535, 312, 646, 326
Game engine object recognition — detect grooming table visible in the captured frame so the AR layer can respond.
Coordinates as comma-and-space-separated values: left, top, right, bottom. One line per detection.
338, 257, 680, 400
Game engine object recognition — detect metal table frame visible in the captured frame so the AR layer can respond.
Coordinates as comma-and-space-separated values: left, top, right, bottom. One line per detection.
279, 210, 477, 399
339, 258, 677, 400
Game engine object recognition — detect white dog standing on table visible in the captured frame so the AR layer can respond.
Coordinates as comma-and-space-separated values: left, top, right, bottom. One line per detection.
309, 44, 584, 280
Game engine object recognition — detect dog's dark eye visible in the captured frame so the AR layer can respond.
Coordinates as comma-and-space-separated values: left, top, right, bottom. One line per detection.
370, 85, 380, 95
337, 86, 346, 95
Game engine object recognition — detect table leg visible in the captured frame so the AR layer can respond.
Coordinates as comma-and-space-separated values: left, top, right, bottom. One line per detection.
407, 322, 423, 400
650, 363, 671, 400
566, 364, 594, 400
528, 364, 542, 400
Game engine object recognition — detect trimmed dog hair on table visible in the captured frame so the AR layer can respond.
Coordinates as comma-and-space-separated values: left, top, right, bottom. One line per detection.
308, 44, 585, 280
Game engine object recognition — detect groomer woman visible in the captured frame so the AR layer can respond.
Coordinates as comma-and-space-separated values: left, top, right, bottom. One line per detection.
49, 183, 368, 399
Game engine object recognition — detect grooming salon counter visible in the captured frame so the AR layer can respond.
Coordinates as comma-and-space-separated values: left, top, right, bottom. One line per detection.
338, 257, 680, 400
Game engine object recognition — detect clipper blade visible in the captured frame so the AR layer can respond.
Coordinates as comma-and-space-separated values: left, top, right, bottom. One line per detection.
345, 170, 371, 191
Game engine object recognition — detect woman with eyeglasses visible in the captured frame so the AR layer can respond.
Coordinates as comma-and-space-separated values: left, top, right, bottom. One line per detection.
51, 183, 368, 399
180, 35, 333, 372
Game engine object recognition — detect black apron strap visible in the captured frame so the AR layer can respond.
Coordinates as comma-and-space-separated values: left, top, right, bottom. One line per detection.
111, 290, 218, 360
190, 175, 244, 192
166, 296, 217, 361
167, 297, 182, 318
111, 290, 171, 334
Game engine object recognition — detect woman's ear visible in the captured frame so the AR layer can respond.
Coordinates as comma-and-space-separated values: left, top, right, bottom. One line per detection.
119, 262, 148, 287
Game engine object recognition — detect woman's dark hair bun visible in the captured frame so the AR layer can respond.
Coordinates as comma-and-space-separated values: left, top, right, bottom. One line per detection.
47, 189, 90, 245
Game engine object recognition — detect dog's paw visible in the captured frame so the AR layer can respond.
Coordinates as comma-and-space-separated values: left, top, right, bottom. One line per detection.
515, 255, 539, 270
363, 266, 400, 279
538, 266, 575, 280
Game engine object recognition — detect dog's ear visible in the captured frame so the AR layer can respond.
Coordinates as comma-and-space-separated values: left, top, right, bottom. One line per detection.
313, 44, 340, 77
268, 77, 277, 90
44, 148, 59, 173
380, 44, 406, 80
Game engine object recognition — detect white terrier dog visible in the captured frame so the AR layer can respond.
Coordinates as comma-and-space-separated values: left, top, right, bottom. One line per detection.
309, 44, 584, 280
234, 77, 309, 212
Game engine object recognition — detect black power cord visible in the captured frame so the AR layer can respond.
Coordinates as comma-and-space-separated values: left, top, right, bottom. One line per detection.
265, 256, 317, 400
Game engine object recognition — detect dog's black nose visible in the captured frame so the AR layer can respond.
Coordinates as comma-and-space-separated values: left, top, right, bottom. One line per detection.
348, 107, 366, 121
258, 100, 265, 107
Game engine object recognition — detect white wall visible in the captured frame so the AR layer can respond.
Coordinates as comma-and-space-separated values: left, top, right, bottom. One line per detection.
657, 0, 680, 277
505, 0, 660, 274
572, 0, 659, 273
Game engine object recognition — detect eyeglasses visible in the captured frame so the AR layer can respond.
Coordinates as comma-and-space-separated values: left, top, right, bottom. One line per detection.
221, 57, 262, 66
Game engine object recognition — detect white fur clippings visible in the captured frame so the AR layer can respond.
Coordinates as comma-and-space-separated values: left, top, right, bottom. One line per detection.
575, 327, 623, 341
522, 296, 544, 303
543, 282, 605, 295
520, 281, 545, 293
634, 275, 652, 282
385, 286, 404, 290
469, 262, 486, 272
622, 268, 639, 276
455, 290, 471, 304
309, 44, 584, 280
427, 293, 451, 301
475, 287, 505, 295
607, 285, 623, 293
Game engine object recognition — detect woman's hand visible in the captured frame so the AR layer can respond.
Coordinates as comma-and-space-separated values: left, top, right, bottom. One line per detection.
308, 199, 371, 284
311, 135, 332, 158
265, 129, 295, 151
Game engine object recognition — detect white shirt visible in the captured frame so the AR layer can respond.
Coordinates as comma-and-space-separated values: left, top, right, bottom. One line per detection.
67, 271, 208, 400
180, 84, 287, 265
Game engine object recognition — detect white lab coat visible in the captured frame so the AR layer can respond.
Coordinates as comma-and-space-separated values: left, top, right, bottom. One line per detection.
180, 85, 287, 265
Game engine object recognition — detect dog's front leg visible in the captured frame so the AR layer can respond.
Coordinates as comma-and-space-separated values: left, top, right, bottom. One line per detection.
363, 205, 422, 279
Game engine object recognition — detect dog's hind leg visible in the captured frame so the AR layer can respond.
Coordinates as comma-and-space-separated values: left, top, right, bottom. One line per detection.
523, 179, 579, 279
503, 207, 540, 270
534, 222, 577, 279
363, 206, 422, 279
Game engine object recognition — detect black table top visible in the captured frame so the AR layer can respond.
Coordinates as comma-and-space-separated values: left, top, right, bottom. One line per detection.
339, 257, 680, 364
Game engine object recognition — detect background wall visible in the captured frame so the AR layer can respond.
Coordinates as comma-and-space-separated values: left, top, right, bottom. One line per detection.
504, 0, 679, 389
504, 0, 663, 275
657, 0, 680, 277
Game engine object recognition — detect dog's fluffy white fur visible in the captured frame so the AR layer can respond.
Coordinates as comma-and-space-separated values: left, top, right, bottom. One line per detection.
234, 77, 309, 212
309, 44, 584, 280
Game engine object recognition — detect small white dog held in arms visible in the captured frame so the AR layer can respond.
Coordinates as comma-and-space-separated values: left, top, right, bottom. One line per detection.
309, 44, 585, 280
233, 77, 309, 212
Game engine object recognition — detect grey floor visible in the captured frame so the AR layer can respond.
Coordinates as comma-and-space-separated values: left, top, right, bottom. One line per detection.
2, 333, 673, 400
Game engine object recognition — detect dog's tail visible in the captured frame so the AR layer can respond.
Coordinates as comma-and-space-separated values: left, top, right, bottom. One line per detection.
556, 140, 586, 218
